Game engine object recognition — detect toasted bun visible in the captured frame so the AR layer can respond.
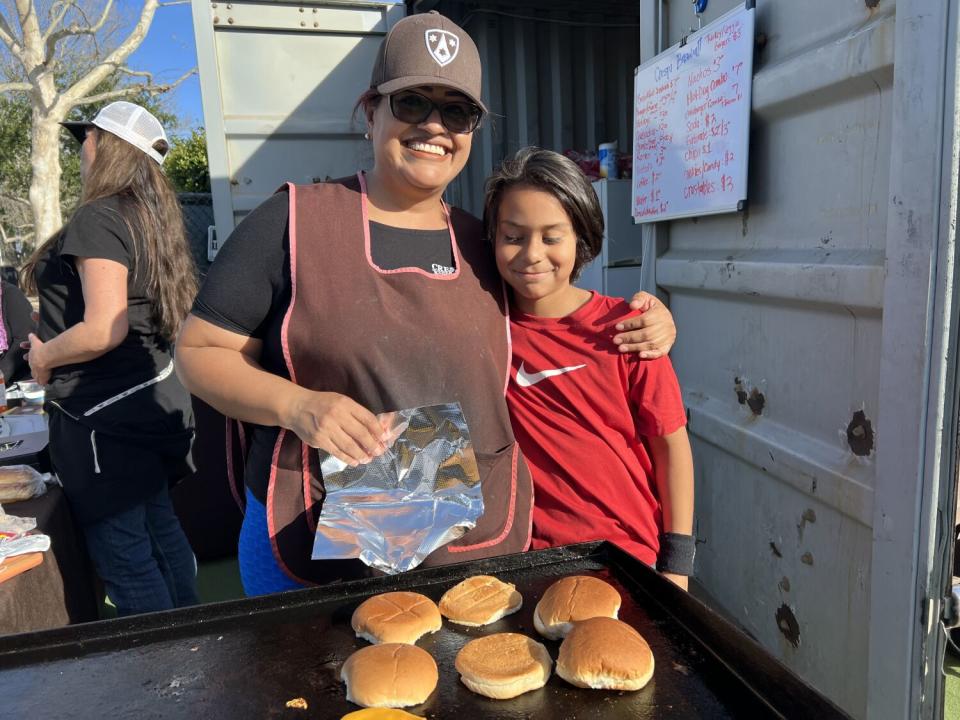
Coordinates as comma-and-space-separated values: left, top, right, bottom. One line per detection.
533, 576, 621, 640
454, 633, 552, 699
556, 617, 654, 690
340, 709, 424, 720
439, 575, 523, 627
341, 643, 438, 708
351, 592, 442, 645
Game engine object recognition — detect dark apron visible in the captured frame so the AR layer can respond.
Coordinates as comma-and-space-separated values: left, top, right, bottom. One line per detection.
249, 174, 533, 585
47, 360, 195, 525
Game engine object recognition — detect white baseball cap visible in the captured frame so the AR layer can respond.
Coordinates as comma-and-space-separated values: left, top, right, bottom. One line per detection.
61, 101, 169, 165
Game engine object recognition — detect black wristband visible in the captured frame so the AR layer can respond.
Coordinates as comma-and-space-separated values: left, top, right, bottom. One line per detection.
656, 533, 696, 576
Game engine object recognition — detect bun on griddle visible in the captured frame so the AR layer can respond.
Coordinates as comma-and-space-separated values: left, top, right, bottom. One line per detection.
533, 575, 621, 640
556, 616, 654, 690
351, 592, 442, 644
439, 575, 522, 626
454, 632, 552, 699
341, 643, 438, 708
340, 710, 423, 720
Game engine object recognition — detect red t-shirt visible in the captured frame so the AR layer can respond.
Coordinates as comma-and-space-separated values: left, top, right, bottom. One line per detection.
506, 292, 687, 564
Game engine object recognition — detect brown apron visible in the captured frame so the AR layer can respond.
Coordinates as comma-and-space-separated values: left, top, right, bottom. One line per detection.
266, 173, 533, 584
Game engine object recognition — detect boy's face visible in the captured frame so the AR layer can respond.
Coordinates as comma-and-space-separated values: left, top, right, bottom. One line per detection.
494, 186, 581, 316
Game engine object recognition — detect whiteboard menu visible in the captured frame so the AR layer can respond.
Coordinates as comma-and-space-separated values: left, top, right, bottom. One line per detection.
632, 4, 755, 223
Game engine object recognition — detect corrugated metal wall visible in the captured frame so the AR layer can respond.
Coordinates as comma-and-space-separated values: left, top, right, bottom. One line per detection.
643, 1, 956, 718
426, 1, 643, 217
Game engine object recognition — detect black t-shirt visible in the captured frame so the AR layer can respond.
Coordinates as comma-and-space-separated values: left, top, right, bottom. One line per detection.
1, 281, 35, 383
36, 196, 174, 408
191, 190, 456, 499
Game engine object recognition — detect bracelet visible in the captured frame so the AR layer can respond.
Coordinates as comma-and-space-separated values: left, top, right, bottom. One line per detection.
656, 532, 696, 576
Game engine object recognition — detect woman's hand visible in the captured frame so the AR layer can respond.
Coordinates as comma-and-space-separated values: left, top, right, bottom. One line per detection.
613, 291, 677, 358
23, 333, 51, 386
662, 572, 689, 591
286, 389, 389, 467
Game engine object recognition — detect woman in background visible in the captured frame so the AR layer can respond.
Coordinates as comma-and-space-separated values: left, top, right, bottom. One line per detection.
0, 280, 35, 384
22, 101, 200, 616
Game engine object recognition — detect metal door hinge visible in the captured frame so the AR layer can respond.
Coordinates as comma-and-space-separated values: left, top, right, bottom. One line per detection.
943, 584, 960, 630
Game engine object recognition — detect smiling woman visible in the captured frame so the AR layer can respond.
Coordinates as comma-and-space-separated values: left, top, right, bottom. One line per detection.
174, 11, 678, 597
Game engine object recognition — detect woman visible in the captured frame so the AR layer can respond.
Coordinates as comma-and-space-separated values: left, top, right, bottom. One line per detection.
0, 280, 35, 384
175, 11, 676, 595
23, 101, 200, 616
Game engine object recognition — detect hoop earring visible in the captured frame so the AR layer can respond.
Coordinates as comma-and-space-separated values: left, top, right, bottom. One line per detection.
364, 131, 370, 140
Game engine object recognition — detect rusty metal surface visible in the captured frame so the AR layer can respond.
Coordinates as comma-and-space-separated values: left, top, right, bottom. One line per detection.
0, 543, 848, 719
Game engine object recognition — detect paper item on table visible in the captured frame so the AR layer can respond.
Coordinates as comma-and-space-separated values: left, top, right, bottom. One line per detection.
0, 533, 51, 560
311, 402, 484, 574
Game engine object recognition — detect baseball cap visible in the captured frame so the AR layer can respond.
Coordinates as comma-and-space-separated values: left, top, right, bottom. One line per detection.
370, 11, 487, 113
60, 101, 169, 165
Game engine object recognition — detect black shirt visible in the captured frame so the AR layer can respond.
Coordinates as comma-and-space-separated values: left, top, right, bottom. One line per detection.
0, 281, 35, 383
191, 190, 456, 499
36, 196, 175, 409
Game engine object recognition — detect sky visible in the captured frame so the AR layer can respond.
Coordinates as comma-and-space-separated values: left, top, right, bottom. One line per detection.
124, 1, 203, 132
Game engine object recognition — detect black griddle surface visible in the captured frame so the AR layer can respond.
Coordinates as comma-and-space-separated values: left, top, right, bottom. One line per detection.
0, 543, 848, 719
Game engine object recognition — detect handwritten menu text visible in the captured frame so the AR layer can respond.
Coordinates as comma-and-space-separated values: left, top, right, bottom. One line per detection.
632, 6, 754, 222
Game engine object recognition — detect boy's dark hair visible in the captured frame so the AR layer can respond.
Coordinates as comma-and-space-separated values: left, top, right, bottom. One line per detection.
483, 146, 604, 281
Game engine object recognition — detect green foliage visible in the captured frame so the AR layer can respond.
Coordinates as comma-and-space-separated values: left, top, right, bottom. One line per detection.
165, 128, 210, 193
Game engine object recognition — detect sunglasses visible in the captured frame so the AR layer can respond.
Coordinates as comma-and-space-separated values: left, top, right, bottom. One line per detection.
389, 91, 483, 134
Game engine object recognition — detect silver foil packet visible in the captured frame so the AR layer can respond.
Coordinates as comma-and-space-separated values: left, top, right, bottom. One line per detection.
311, 402, 484, 573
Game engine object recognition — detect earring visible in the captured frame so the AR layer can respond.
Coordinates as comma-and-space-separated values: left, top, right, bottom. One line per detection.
364, 131, 370, 140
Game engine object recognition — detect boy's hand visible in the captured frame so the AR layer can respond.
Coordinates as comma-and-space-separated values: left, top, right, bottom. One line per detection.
614, 291, 677, 358
662, 572, 689, 591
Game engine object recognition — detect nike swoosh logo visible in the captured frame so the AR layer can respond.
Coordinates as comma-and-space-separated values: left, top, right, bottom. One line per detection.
515, 362, 587, 387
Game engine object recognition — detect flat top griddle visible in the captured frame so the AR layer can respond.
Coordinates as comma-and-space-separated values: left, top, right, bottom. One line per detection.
0, 542, 849, 719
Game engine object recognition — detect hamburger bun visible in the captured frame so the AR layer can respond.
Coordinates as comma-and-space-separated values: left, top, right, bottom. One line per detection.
341, 643, 438, 708
556, 616, 654, 690
533, 575, 621, 640
454, 632, 552, 699
351, 592, 442, 644
340, 709, 424, 720
439, 575, 523, 626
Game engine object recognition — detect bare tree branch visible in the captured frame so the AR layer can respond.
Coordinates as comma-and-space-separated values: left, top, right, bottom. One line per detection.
43, 0, 75, 41
0, 193, 31, 208
75, 66, 195, 104
61, 0, 158, 108
0, 81, 31, 93
118, 66, 154, 82
44, 0, 114, 62
0, 8, 26, 61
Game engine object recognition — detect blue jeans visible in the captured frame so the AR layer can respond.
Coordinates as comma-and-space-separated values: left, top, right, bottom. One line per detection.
82, 485, 199, 616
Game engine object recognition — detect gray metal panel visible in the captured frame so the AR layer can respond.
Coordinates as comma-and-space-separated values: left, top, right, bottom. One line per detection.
645, 1, 953, 718
191, 0, 404, 246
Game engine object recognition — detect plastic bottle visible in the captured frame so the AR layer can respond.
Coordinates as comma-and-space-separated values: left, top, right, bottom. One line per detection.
0, 370, 7, 413
599, 141, 619, 179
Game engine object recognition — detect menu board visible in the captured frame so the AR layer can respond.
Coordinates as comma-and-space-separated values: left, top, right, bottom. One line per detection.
632, 3, 755, 223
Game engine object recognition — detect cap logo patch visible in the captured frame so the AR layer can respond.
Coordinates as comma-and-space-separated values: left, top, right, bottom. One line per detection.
425, 29, 459, 67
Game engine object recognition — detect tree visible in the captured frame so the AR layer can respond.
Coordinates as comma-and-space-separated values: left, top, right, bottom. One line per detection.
0, 0, 195, 245
165, 128, 210, 193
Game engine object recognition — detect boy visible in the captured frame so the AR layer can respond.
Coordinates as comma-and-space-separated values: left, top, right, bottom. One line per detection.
485, 147, 695, 588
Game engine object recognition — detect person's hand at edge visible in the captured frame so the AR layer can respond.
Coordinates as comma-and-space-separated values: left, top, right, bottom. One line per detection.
613, 291, 677, 359
23, 333, 51, 385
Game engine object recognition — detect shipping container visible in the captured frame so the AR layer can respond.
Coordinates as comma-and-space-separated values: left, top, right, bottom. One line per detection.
191, 0, 406, 257
192, 1, 958, 717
